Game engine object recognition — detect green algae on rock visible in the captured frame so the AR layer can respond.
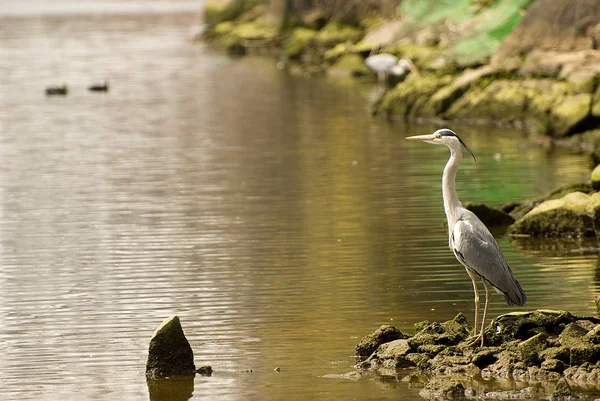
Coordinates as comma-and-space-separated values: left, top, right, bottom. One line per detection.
355, 324, 408, 358
357, 310, 600, 400
508, 192, 600, 238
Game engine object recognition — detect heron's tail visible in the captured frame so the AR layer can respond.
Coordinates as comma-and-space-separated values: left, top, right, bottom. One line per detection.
503, 278, 527, 306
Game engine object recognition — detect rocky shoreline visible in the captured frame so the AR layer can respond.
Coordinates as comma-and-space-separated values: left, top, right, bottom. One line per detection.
201, 0, 600, 239
356, 309, 600, 400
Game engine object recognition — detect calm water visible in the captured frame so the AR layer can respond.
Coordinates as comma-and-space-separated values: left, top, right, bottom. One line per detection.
0, 2, 598, 400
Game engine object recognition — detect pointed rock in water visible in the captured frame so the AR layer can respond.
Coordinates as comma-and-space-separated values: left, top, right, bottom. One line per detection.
146, 316, 196, 379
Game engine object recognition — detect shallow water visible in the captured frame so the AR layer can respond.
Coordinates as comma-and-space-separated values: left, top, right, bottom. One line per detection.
0, 2, 597, 400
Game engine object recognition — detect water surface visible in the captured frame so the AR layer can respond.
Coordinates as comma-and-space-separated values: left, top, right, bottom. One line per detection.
0, 2, 597, 400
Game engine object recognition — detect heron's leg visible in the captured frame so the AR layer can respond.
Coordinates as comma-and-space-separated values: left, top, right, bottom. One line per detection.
465, 268, 480, 336
480, 280, 492, 347
378, 72, 386, 85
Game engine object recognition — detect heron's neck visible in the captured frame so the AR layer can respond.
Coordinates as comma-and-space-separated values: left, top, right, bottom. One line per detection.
442, 145, 463, 225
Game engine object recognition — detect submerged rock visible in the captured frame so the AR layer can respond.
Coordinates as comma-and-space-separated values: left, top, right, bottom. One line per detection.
464, 202, 515, 227
146, 316, 196, 379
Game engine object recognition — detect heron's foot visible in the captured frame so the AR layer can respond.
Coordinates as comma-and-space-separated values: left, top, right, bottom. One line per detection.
465, 333, 484, 348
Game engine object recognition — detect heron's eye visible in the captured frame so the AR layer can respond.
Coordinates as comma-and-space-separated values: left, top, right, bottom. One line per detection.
435, 134, 442, 139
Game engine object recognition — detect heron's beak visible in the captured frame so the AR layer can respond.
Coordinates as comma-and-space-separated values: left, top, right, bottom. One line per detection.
406, 134, 435, 141
409, 63, 421, 76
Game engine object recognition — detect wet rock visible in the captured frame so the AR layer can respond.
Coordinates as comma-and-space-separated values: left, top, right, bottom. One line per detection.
551, 377, 579, 401
373, 74, 453, 120
196, 365, 213, 376
321, 371, 361, 381
507, 192, 596, 238
283, 27, 317, 58
204, 0, 257, 28
559, 323, 590, 347
355, 325, 408, 358
550, 94, 592, 137
358, 339, 414, 370
464, 202, 515, 226
425, 65, 496, 114
407, 313, 470, 350
331, 54, 370, 77
541, 346, 571, 365
591, 165, 600, 190
419, 378, 465, 400
146, 316, 196, 379
518, 332, 548, 366
484, 387, 542, 400
541, 358, 567, 373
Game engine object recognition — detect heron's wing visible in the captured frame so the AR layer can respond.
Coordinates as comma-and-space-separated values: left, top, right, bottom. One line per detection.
451, 210, 526, 306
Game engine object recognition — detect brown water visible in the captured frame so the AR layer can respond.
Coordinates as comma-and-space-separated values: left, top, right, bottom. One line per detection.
0, 2, 598, 400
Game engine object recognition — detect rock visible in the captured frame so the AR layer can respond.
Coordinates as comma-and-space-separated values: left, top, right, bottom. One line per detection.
566, 70, 598, 94
559, 323, 590, 347
592, 87, 600, 117
330, 54, 370, 77
373, 74, 453, 119
355, 325, 408, 358
283, 27, 317, 58
407, 313, 470, 350
360, 19, 405, 48
464, 202, 515, 226
146, 316, 196, 379
550, 94, 592, 136
486, 310, 575, 345
426, 65, 496, 115
585, 325, 600, 344
419, 378, 465, 400
313, 23, 362, 48
541, 346, 571, 365
541, 358, 566, 373
518, 332, 548, 366
358, 339, 414, 370
196, 365, 213, 376
592, 165, 600, 190
551, 377, 579, 401
204, 0, 257, 28
507, 192, 596, 238
321, 371, 361, 381
586, 193, 600, 241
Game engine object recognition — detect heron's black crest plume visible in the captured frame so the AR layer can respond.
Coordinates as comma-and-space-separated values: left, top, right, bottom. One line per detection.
438, 129, 477, 162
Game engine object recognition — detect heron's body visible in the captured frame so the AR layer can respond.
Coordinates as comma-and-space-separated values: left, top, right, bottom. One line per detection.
364, 54, 419, 85
407, 129, 526, 346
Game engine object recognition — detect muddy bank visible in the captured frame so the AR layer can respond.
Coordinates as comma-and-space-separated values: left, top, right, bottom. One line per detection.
356, 310, 600, 400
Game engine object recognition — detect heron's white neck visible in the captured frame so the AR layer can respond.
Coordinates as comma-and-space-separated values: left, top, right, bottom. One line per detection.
442, 143, 463, 227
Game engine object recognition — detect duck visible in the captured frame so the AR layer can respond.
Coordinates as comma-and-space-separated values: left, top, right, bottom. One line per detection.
88, 80, 109, 92
45, 85, 68, 96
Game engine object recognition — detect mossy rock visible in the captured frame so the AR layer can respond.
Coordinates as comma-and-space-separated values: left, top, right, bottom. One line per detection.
486, 310, 576, 346
358, 339, 415, 370
591, 164, 600, 190
283, 27, 317, 58
566, 70, 599, 94
518, 332, 548, 366
507, 192, 596, 238
559, 322, 590, 348
204, 0, 259, 28
426, 66, 496, 115
231, 20, 279, 41
464, 202, 515, 226
374, 74, 453, 119
407, 313, 470, 350
541, 346, 571, 364
355, 325, 409, 358
592, 86, 600, 117
313, 23, 363, 48
331, 54, 370, 77
549, 93, 592, 137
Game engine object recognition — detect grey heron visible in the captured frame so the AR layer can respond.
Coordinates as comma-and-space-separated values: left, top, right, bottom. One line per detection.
364, 54, 420, 86
406, 129, 526, 346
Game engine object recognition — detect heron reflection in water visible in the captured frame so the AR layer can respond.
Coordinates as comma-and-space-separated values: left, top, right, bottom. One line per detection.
406, 129, 527, 346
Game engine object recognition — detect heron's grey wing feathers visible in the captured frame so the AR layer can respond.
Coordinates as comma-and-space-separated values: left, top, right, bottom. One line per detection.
451, 209, 526, 306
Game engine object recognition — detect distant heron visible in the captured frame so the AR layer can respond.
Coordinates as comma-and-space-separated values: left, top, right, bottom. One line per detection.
364, 54, 419, 86
88, 80, 109, 92
45, 84, 68, 96
406, 129, 526, 346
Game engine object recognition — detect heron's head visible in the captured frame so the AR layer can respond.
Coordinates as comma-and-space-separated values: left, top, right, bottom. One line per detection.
406, 129, 476, 161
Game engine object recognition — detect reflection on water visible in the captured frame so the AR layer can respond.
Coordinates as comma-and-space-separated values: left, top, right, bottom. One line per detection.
0, 2, 598, 401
